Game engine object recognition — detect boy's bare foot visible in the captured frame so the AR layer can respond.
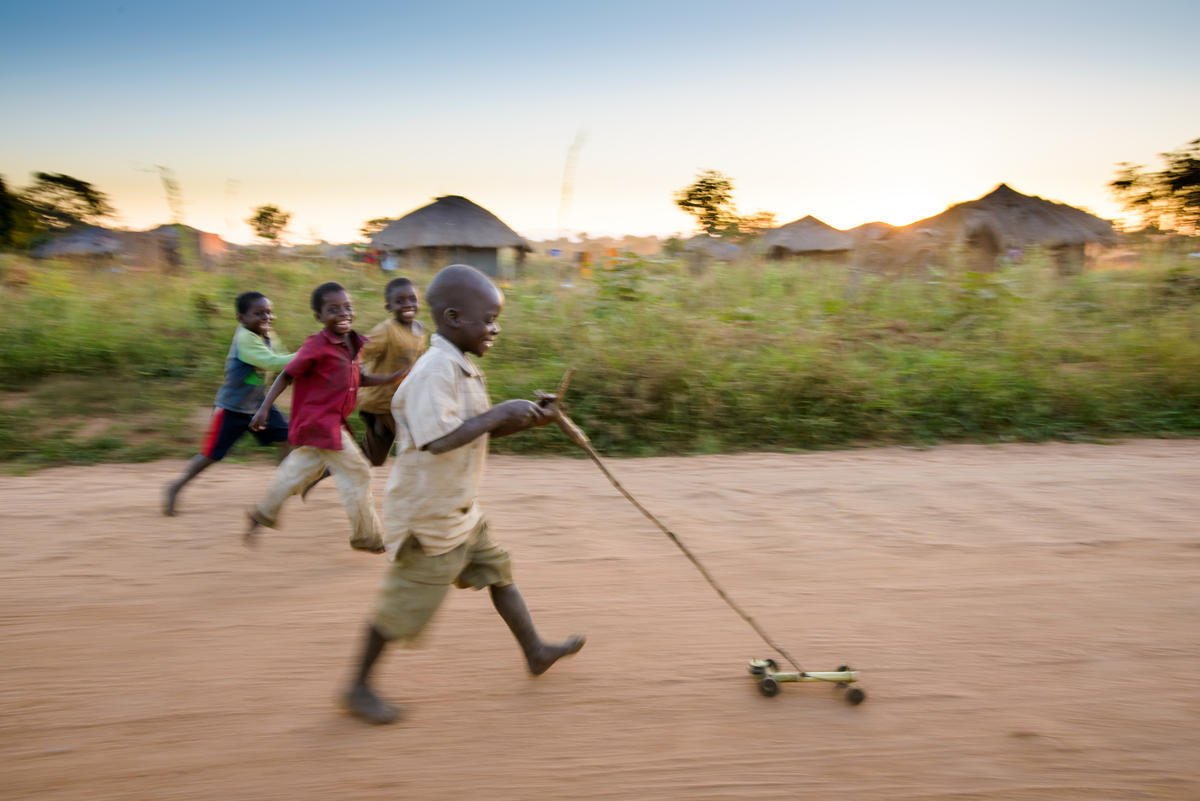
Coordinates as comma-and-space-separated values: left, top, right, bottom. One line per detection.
527, 634, 586, 676
342, 684, 403, 725
350, 537, 386, 554
244, 510, 266, 548
163, 482, 182, 516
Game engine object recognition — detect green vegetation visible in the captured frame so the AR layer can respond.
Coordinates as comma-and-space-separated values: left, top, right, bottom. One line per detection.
1, 251, 1198, 471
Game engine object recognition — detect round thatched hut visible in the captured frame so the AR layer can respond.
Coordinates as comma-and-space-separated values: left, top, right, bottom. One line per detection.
760, 216, 854, 261
370, 195, 531, 277
900, 184, 1116, 273
31, 225, 123, 261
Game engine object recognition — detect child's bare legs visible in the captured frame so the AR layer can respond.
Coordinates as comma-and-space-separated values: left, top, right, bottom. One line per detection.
343, 623, 401, 724
342, 585, 584, 725
490, 583, 586, 675
163, 454, 214, 516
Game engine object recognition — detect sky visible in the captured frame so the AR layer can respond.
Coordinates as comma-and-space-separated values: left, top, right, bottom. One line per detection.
2, 0, 1196, 244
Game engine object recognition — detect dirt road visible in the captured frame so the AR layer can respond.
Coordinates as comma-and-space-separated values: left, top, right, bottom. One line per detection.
2, 441, 1198, 800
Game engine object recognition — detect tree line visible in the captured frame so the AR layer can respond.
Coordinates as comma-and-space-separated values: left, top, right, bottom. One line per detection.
4, 138, 1195, 254
0, 171, 295, 250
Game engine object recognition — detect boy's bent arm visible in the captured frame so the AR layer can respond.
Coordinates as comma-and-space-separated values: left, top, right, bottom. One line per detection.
235, 327, 293, 371
360, 365, 410, 387
250, 372, 294, 430
424, 400, 552, 454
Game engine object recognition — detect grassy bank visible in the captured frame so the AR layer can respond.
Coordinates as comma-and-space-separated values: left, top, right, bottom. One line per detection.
1, 252, 1198, 470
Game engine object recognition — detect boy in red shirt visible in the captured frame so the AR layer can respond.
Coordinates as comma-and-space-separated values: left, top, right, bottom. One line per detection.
247, 281, 406, 551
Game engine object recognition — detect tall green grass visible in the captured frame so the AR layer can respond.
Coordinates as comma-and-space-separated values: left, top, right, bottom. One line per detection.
0, 251, 1197, 469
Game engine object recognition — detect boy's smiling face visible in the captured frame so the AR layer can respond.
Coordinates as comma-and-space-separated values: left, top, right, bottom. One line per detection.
315, 289, 354, 336
239, 297, 275, 337
386, 283, 419, 326
445, 285, 503, 357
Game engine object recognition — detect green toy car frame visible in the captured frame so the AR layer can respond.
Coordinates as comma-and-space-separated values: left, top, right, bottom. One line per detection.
747, 659, 866, 704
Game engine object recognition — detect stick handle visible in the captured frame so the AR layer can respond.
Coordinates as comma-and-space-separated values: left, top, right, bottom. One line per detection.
543, 368, 804, 674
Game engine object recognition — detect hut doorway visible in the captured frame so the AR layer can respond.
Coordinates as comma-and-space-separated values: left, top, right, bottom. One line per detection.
965, 225, 1001, 272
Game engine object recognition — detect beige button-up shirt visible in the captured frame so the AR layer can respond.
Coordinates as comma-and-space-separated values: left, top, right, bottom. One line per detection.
356, 318, 427, 414
383, 334, 492, 557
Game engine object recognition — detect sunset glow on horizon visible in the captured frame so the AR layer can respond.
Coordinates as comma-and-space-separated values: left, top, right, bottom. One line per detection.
2, 0, 1195, 245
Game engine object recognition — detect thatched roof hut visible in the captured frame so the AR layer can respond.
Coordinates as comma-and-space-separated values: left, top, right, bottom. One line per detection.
124, 224, 231, 271
31, 225, 123, 259
900, 184, 1116, 273
678, 234, 741, 274
32, 223, 231, 271
844, 221, 899, 271
760, 216, 853, 260
371, 195, 531, 277
683, 235, 740, 260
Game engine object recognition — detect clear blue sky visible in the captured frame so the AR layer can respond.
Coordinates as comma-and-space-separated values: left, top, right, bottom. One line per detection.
2, 0, 1196, 242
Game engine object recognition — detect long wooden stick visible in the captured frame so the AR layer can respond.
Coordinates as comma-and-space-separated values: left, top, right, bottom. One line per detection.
541, 370, 805, 673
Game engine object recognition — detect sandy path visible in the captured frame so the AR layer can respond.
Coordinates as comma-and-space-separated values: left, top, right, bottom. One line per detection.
1, 440, 1198, 800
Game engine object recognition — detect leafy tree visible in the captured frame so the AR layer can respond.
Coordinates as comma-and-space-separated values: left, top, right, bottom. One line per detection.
0, 176, 25, 249
359, 217, 394, 240
19, 172, 114, 232
675, 170, 740, 236
246, 204, 291, 244
737, 210, 778, 239
1111, 137, 1200, 234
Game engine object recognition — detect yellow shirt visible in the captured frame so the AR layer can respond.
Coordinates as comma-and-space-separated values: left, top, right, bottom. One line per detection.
356, 318, 428, 414
382, 334, 492, 557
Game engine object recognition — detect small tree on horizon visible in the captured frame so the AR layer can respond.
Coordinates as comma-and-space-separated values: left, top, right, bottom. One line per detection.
1111, 137, 1200, 235
20, 172, 115, 232
674, 169, 740, 236
359, 217, 394, 241
246, 204, 291, 245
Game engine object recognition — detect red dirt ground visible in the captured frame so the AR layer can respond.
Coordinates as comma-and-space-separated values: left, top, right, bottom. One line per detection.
2, 440, 1198, 800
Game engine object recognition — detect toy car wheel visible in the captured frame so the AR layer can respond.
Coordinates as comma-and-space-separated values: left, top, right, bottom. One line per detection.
748, 661, 766, 676
764, 658, 778, 670
836, 665, 849, 672
844, 687, 866, 705
759, 677, 779, 697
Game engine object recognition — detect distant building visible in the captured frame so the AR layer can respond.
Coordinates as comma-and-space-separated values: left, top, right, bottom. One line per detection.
759, 216, 854, 261
892, 184, 1117, 274
32, 223, 231, 271
370, 195, 531, 277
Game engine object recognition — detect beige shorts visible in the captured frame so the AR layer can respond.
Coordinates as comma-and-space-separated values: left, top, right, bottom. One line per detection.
373, 520, 513, 642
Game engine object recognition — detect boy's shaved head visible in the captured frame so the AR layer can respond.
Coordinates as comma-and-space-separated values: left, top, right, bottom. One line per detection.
426, 264, 501, 319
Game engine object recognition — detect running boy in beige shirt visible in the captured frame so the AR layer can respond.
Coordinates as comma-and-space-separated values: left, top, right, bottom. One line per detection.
342, 264, 584, 724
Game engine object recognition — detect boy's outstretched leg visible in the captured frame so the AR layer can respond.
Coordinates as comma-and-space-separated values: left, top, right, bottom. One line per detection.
490, 583, 585, 676
163, 454, 214, 516
245, 446, 324, 547
326, 431, 385, 553
342, 623, 402, 724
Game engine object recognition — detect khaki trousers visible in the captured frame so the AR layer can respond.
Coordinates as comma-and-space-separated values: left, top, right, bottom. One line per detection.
253, 428, 384, 552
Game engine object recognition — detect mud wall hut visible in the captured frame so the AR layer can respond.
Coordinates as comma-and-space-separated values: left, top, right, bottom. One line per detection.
370, 195, 531, 277
759, 216, 854, 262
123, 224, 230, 271
891, 184, 1116, 274
30, 225, 124, 265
